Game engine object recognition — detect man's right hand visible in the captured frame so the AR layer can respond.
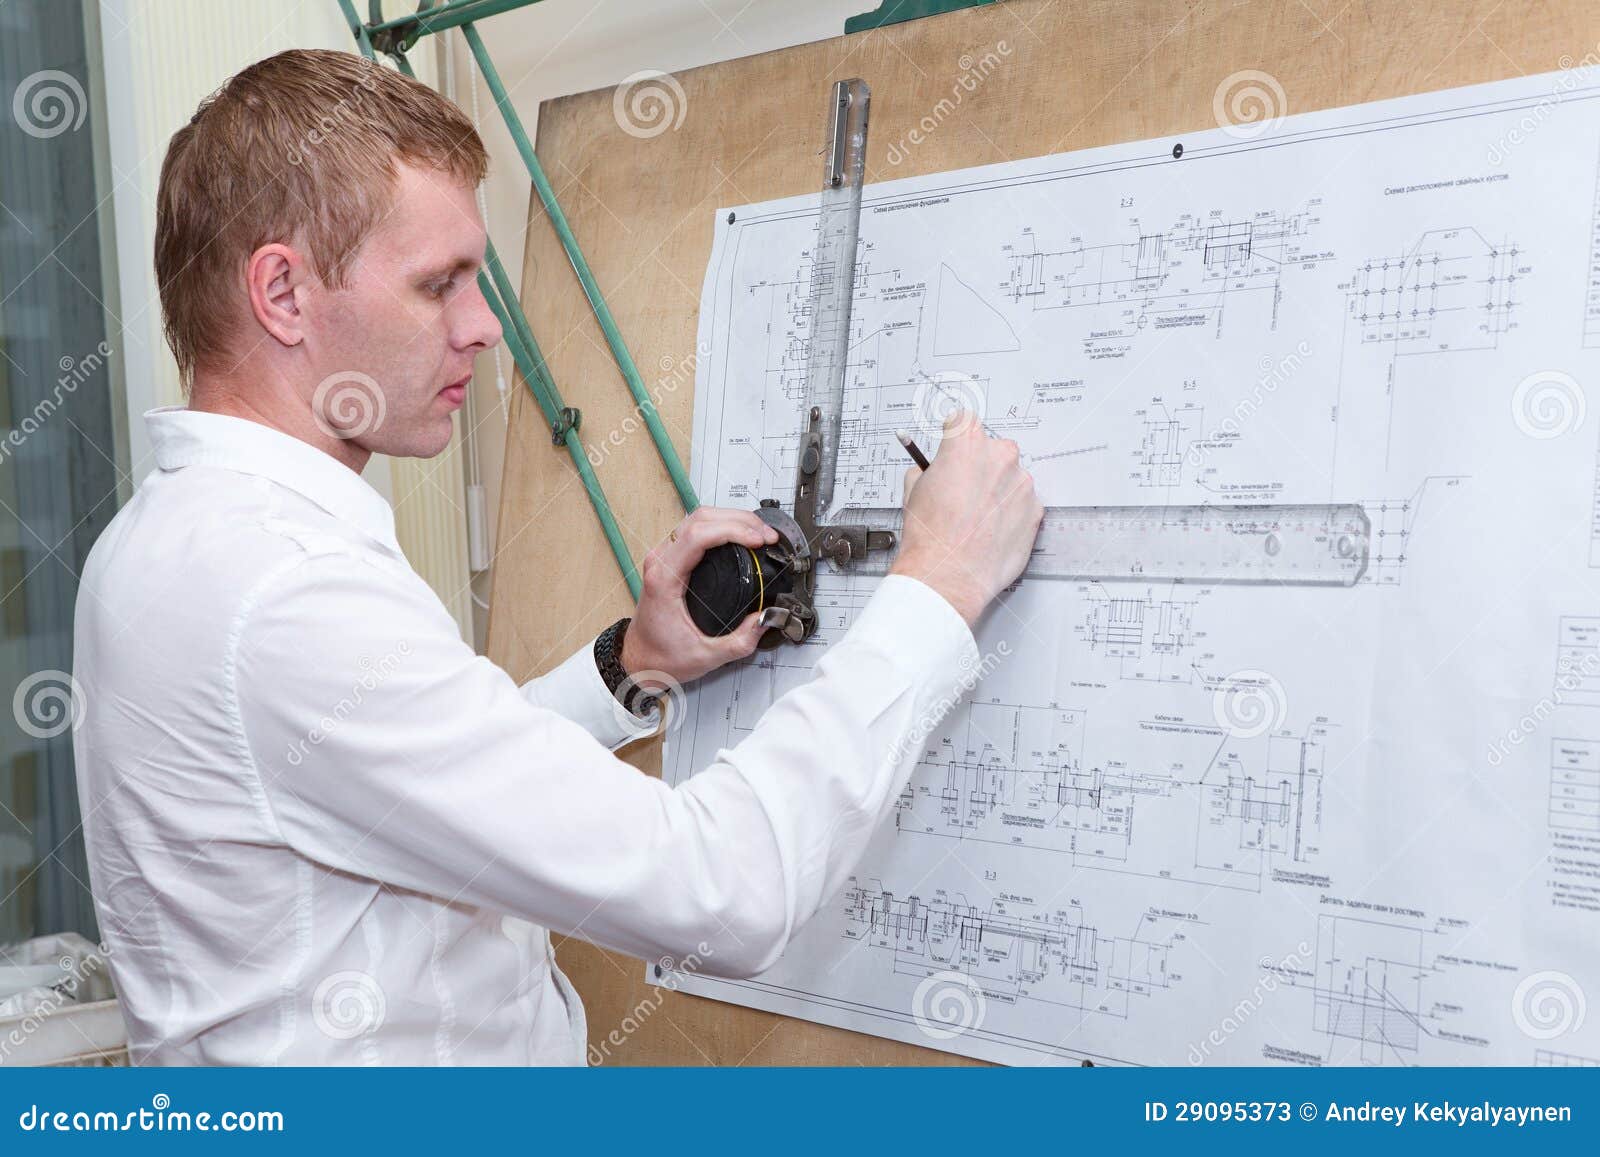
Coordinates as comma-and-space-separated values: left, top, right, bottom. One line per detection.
889, 408, 1045, 627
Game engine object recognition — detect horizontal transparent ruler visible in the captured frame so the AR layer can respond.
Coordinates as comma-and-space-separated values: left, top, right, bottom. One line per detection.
843, 503, 1371, 586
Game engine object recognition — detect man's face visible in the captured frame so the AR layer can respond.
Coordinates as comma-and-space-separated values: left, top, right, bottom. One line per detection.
304, 163, 501, 459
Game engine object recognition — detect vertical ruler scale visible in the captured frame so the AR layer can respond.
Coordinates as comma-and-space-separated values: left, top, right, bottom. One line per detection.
807, 79, 870, 523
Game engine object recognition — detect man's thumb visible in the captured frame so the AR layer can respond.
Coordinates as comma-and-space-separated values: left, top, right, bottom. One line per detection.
723, 612, 765, 660
902, 464, 923, 502
942, 405, 979, 438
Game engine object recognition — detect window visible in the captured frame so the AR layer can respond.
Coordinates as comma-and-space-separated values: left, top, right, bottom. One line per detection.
1, 1, 125, 943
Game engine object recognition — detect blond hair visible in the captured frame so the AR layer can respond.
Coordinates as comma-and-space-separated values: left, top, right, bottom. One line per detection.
155, 49, 489, 385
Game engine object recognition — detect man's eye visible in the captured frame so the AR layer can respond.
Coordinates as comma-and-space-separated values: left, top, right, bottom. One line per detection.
424, 278, 453, 299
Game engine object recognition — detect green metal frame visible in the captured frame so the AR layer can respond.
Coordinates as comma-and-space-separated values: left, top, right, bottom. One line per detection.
335, 0, 982, 598
844, 0, 994, 34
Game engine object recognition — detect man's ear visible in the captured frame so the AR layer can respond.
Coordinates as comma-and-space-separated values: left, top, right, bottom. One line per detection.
245, 243, 309, 350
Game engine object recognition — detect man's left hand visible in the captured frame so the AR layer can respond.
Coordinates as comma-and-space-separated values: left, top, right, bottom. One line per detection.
620, 506, 779, 690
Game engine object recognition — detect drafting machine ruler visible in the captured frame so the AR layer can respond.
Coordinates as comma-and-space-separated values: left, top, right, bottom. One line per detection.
685, 81, 1371, 649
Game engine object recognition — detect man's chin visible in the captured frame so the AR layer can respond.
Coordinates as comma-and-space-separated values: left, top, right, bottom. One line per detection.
361, 419, 455, 462
414, 421, 456, 460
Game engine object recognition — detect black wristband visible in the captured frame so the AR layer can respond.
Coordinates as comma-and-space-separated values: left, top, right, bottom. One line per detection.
594, 617, 655, 717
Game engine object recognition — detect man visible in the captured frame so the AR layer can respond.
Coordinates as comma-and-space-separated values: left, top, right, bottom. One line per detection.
72, 49, 1042, 1065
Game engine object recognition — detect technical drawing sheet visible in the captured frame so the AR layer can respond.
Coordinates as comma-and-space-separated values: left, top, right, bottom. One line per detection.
660, 71, 1600, 1066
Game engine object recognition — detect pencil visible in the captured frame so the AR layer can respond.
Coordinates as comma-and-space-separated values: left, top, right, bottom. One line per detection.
894, 429, 931, 470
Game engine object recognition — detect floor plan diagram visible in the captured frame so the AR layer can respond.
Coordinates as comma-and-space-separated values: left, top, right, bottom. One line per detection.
665, 72, 1600, 1066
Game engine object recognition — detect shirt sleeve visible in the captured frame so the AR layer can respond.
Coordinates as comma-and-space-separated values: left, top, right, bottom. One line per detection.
232, 550, 980, 979
516, 636, 642, 751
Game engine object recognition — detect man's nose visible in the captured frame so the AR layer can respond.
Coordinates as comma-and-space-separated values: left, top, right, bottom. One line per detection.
456, 279, 504, 352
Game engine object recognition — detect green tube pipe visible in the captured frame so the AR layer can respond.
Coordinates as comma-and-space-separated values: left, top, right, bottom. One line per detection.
480, 274, 643, 599
477, 273, 551, 419
336, 0, 374, 53
481, 241, 557, 405
459, 21, 699, 514
366, 0, 544, 44
560, 427, 642, 602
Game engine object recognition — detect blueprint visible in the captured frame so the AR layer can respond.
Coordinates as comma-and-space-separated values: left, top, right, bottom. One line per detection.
659, 71, 1600, 1066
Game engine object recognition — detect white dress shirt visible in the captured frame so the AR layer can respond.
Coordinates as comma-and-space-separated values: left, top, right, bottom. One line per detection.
71, 407, 980, 1065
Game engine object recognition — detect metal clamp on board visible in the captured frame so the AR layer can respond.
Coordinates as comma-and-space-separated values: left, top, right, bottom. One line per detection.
550, 406, 581, 445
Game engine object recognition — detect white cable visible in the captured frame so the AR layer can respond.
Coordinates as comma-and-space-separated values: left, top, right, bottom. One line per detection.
440, 33, 484, 490
466, 37, 511, 425
444, 31, 496, 581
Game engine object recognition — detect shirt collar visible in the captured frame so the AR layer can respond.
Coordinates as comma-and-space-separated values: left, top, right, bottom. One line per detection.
145, 407, 401, 554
